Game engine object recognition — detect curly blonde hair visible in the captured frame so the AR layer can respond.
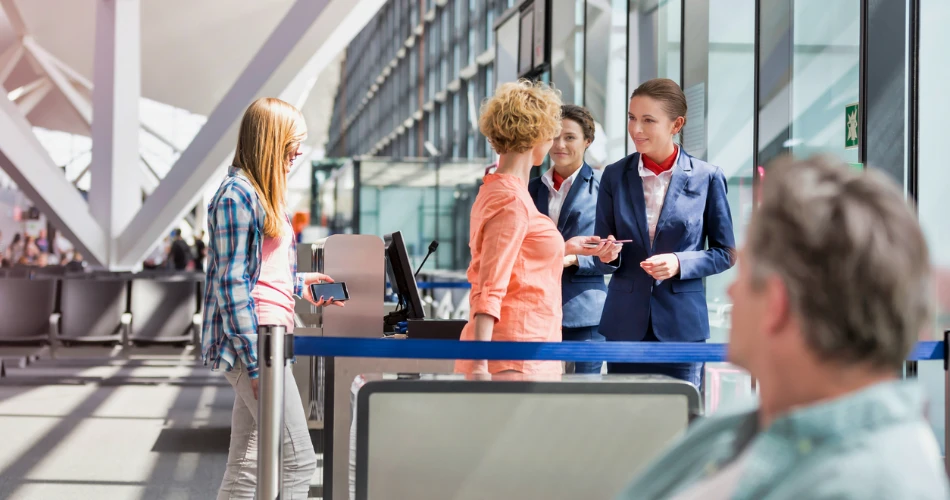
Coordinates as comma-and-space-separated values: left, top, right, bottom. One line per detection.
479, 80, 562, 154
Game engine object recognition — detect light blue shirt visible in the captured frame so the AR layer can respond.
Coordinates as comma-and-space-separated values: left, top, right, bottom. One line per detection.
618, 380, 950, 499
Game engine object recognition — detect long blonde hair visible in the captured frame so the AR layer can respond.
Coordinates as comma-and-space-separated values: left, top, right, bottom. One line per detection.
232, 97, 307, 238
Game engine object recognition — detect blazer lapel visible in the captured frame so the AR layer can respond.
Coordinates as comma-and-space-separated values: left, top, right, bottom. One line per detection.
531, 180, 549, 216
652, 149, 692, 253
623, 154, 651, 251
556, 164, 592, 231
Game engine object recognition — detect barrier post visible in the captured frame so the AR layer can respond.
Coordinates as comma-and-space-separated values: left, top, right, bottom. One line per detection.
258, 325, 289, 500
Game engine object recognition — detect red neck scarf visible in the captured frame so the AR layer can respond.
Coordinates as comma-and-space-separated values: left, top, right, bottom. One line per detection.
552, 170, 565, 191
642, 146, 678, 176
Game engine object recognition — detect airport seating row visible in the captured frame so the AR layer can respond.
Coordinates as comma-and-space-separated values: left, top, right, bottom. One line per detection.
0, 271, 204, 348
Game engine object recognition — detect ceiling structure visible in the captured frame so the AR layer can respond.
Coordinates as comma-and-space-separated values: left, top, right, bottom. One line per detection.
0, 0, 361, 150
0, 0, 383, 267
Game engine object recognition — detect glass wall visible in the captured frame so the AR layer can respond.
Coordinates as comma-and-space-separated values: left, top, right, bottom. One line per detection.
357, 159, 488, 271
584, 0, 627, 167
758, 0, 860, 167
326, 0, 509, 160
917, 0, 950, 454
549, 0, 585, 106
681, 0, 756, 412
625, 0, 682, 156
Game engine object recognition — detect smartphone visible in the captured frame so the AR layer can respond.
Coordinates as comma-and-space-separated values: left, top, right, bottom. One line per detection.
309, 282, 349, 302
583, 239, 633, 248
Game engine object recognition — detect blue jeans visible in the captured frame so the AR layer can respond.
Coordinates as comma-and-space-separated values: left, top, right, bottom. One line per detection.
562, 325, 605, 374
606, 323, 704, 388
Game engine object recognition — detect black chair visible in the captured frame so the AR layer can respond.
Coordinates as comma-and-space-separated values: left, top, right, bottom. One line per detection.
55, 276, 130, 346
128, 275, 201, 346
0, 277, 57, 345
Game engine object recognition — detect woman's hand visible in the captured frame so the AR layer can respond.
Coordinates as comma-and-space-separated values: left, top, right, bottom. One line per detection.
565, 236, 608, 256
563, 255, 579, 268
565, 235, 623, 263
300, 272, 346, 307
641, 254, 680, 280
598, 235, 622, 263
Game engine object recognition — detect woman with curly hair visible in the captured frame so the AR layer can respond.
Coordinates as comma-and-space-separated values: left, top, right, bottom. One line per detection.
456, 80, 621, 377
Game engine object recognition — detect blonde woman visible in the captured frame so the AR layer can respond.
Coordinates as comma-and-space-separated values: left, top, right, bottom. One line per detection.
456, 80, 621, 377
202, 97, 342, 499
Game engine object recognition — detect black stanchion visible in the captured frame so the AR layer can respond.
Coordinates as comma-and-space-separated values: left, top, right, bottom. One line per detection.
944, 329, 948, 476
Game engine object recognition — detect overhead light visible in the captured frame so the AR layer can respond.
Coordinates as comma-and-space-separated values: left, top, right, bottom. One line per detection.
459, 64, 478, 80
424, 141, 441, 157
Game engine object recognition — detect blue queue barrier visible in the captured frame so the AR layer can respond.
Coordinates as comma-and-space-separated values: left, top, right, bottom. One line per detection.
295, 337, 945, 363
415, 282, 471, 290
281, 334, 949, 497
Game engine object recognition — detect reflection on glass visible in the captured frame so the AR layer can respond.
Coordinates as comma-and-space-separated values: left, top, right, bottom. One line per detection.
549, 0, 585, 105
682, 0, 756, 413
626, 0, 683, 156
758, 0, 860, 165
495, 14, 520, 88
585, 0, 628, 168
356, 159, 490, 272
791, 0, 859, 162
917, 0, 950, 455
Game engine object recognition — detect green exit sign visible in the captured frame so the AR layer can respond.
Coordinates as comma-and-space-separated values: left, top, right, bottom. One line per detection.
845, 103, 859, 149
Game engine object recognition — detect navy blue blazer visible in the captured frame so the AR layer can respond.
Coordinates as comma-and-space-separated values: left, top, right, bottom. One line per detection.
595, 149, 736, 342
529, 164, 617, 329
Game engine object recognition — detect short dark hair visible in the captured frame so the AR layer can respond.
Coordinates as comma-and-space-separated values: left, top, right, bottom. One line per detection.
631, 78, 688, 126
560, 104, 595, 142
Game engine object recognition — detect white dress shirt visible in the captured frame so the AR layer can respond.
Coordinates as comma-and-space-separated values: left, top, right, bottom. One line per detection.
540, 166, 583, 226
638, 148, 677, 244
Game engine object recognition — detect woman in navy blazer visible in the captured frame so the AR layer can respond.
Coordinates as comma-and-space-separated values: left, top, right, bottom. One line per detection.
529, 105, 621, 374
595, 79, 736, 386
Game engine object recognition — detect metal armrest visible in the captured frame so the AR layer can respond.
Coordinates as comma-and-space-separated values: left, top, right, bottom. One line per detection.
191, 313, 202, 345
120, 312, 132, 346
49, 312, 61, 340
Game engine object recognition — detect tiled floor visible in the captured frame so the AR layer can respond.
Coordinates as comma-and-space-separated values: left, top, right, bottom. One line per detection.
0, 346, 323, 500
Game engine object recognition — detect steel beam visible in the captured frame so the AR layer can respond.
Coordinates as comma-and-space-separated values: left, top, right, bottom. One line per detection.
0, 43, 23, 86
115, 0, 334, 268
0, 95, 106, 265
16, 77, 52, 115
0, 0, 28, 37
22, 37, 92, 129
89, 0, 141, 268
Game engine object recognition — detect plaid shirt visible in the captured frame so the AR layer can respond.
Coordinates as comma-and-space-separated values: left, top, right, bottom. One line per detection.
201, 167, 305, 379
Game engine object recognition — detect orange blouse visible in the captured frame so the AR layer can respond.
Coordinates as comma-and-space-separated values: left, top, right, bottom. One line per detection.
456, 173, 565, 376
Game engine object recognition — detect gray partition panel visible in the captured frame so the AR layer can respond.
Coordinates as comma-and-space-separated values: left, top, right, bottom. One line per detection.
355, 375, 700, 500
129, 279, 197, 344
59, 278, 128, 342
0, 278, 55, 343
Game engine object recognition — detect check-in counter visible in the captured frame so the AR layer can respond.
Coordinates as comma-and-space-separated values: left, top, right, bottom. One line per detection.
293, 234, 456, 500
349, 373, 701, 500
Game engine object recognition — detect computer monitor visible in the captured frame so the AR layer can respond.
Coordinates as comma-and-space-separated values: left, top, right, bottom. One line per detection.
383, 231, 425, 327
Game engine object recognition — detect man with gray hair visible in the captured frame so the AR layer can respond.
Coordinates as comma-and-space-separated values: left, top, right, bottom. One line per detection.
618, 155, 949, 499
